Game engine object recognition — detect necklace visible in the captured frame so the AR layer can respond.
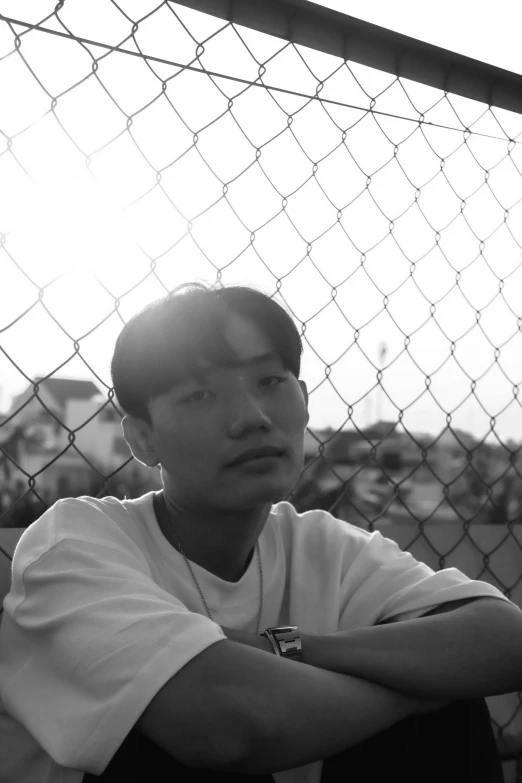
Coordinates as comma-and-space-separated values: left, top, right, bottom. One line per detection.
159, 492, 264, 634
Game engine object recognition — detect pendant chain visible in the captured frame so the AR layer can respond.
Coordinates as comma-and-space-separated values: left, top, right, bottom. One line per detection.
160, 493, 264, 634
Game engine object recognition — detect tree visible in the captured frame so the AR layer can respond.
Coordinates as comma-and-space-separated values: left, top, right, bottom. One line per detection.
488, 471, 522, 524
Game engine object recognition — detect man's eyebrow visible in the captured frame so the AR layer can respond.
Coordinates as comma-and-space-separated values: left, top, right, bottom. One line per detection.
235, 351, 281, 369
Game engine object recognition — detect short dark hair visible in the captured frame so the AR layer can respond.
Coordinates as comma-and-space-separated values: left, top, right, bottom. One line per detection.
110, 281, 303, 425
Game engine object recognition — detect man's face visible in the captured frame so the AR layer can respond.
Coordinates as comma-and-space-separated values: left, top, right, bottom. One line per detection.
145, 313, 309, 511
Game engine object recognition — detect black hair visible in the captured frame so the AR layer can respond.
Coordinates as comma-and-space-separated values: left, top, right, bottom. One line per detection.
110, 281, 303, 425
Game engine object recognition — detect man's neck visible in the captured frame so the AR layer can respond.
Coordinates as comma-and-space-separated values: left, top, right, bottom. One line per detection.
153, 491, 267, 583
189, 545, 257, 583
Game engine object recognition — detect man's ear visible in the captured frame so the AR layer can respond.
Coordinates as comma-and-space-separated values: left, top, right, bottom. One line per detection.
121, 415, 159, 468
299, 380, 310, 427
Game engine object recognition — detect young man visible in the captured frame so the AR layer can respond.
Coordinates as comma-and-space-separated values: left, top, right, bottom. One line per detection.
0, 281, 520, 783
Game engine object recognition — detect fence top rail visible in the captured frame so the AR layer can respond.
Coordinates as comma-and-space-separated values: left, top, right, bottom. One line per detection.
173, 0, 522, 117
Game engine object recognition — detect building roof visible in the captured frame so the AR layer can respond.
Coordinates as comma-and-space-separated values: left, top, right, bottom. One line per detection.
32, 377, 102, 409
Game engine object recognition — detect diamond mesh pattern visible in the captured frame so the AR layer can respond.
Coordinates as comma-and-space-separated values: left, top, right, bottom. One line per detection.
1, 0, 522, 764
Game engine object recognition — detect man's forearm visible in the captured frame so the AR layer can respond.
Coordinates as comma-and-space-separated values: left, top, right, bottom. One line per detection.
221, 626, 273, 653
301, 600, 522, 700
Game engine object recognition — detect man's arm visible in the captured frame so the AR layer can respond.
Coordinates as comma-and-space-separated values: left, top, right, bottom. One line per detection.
221, 597, 522, 702
137, 636, 426, 774
300, 597, 522, 699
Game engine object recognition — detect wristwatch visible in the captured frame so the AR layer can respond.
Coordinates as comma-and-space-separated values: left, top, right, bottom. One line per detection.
261, 625, 303, 662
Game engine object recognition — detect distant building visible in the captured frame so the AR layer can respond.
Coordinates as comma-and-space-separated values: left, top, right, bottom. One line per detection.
302, 422, 495, 524
0, 377, 159, 502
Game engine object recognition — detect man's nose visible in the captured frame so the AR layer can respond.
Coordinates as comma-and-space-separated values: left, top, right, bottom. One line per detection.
227, 388, 272, 430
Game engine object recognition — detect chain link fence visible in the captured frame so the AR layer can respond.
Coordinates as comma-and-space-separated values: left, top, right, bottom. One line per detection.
1, 0, 522, 774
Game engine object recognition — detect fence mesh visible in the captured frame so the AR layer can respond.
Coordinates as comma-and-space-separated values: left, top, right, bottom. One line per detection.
1, 0, 522, 767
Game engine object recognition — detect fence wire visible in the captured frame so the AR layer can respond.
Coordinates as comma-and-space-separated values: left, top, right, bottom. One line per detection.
1, 0, 522, 768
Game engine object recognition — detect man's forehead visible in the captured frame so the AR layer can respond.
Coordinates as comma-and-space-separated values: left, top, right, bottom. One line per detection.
175, 350, 282, 386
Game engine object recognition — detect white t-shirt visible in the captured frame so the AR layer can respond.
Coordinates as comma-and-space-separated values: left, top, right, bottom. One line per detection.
0, 492, 515, 783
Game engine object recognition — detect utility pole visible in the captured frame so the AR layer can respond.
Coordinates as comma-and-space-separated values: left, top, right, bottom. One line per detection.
376, 342, 387, 425
364, 394, 373, 428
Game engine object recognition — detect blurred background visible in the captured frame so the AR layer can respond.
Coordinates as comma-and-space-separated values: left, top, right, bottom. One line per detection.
1, 0, 522, 531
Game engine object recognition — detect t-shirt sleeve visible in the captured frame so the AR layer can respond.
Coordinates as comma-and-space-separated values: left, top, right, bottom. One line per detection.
0, 510, 227, 775
337, 528, 517, 630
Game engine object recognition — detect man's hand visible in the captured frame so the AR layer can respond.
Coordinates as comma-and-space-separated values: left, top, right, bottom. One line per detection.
221, 625, 274, 655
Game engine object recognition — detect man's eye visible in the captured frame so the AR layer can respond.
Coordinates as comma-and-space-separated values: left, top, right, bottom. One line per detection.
262, 375, 286, 387
184, 390, 212, 403
184, 376, 285, 403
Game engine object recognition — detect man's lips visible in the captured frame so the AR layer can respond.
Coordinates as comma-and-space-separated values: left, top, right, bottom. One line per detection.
233, 454, 282, 465
227, 451, 286, 468
227, 447, 285, 466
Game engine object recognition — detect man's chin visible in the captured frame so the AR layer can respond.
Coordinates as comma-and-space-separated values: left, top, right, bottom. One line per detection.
229, 482, 295, 508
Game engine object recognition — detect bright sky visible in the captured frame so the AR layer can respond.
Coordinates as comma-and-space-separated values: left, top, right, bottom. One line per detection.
1, 0, 522, 444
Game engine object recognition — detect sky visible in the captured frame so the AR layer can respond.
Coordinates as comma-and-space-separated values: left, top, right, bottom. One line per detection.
1, 0, 522, 444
